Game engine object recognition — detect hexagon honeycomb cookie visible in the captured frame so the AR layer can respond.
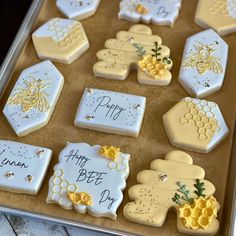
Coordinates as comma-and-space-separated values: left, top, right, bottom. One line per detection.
56, 0, 101, 20
162, 97, 229, 153
93, 24, 173, 86
124, 150, 220, 235
118, 0, 182, 27
32, 18, 89, 64
179, 29, 228, 98
195, 0, 236, 36
46, 142, 130, 220
3, 60, 64, 137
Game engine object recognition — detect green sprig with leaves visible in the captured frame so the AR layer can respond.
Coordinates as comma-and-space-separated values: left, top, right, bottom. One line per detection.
151, 42, 172, 65
194, 179, 206, 197
172, 193, 181, 206
177, 182, 193, 204
132, 43, 146, 57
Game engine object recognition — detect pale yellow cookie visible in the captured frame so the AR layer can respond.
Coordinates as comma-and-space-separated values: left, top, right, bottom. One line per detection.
195, 0, 236, 36
124, 150, 220, 235
93, 24, 173, 86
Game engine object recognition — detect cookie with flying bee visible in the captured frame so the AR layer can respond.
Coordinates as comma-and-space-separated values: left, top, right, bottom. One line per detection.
178, 29, 228, 98
3, 60, 64, 137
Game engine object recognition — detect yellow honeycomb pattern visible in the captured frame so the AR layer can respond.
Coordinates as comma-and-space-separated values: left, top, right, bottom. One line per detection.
48, 19, 85, 49
209, 0, 229, 16
108, 154, 128, 173
179, 196, 217, 230
49, 169, 79, 207
180, 98, 220, 141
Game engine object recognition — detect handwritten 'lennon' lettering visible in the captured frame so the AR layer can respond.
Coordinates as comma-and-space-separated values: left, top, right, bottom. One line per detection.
0, 157, 28, 169
94, 96, 126, 120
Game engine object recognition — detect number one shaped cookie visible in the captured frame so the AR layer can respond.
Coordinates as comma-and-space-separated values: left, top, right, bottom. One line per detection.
179, 29, 228, 98
3, 60, 64, 137
124, 150, 220, 235
93, 24, 173, 86
195, 0, 236, 36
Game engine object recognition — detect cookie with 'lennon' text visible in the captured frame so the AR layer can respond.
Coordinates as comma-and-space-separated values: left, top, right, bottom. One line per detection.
0, 140, 52, 195
46, 142, 130, 219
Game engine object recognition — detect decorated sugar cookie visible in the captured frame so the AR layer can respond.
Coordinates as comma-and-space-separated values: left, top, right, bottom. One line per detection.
163, 97, 229, 153
74, 88, 146, 137
93, 24, 173, 86
0, 140, 52, 194
118, 0, 182, 27
32, 18, 89, 64
46, 143, 130, 219
179, 29, 228, 98
124, 150, 220, 235
3, 60, 64, 137
195, 0, 236, 36
56, 0, 101, 20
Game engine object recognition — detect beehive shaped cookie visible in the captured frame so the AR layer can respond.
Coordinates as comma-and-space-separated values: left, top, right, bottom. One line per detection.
124, 150, 220, 236
93, 24, 173, 86
195, 0, 236, 36
32, 18, 89, 64
119, 0, 182, 27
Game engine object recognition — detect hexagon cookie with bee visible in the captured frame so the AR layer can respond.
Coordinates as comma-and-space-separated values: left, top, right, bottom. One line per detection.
195, 0, 236, 36
124, 150, 220, 235
179, 29, 228, 98
32, 18, 89, 64
46, 142, 130, 219
163, 97, 229, 153
56, 0, 101, 20
93, 24, 173, 86
3, 60, 64, 137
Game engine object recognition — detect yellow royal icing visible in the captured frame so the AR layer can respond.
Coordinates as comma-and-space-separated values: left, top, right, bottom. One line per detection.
67, 191, 92, 206
100, 146, 120, 161
136, 4, 148, 15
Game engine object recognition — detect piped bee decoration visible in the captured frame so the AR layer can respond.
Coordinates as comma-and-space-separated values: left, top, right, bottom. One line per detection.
183, 42, 223, 75
7, 77, 50, 113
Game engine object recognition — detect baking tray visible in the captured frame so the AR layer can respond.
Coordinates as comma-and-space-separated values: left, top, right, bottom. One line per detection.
0, 0, 236, 235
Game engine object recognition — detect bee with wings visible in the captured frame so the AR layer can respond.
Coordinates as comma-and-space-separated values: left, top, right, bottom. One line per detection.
183, 42, 223, 75
7, 77, 50, 112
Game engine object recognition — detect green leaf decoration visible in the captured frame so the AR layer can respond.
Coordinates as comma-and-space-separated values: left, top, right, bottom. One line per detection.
151, 42, 172, 65
132, 43, 146, 57
194, 179, 206, 197
177, 182, 193, 204
172, 193, 181, 206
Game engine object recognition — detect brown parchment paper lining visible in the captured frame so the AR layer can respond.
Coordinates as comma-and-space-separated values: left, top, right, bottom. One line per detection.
0, 0, 236, 235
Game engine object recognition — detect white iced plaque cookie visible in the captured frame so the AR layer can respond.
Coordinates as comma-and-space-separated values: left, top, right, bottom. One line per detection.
32, 18, 89, 64
74, 88, 146, 137
3, 60, 64, 137
93, 24, 173, 86
179, 29, 228, 98
195, 0, 236, 36
46, 143, 130, 219
118, 0, 182, 27
163, 97, 229, 153
124, 150, 220, 235
0, 140, 52, 194
56, 0, 101, 20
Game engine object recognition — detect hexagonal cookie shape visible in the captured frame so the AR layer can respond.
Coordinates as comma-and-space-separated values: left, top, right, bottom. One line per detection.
56, 0, 101, 20
119, 0, 182, 27
3, 60, 64, 137
163, 97, 229, 153
32, 18, 89, 64
179, 29, 228, 98
195, 0, 236, 36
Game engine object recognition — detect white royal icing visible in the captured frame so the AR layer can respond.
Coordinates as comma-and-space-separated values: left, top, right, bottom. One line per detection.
56, 0, 101, 20
46, 142, 130, 219
3, 60, 64, 137
118, 0, 182, 27
179, 29, 228, 98
0, 140, 52, 194
74, 88, 146, 137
